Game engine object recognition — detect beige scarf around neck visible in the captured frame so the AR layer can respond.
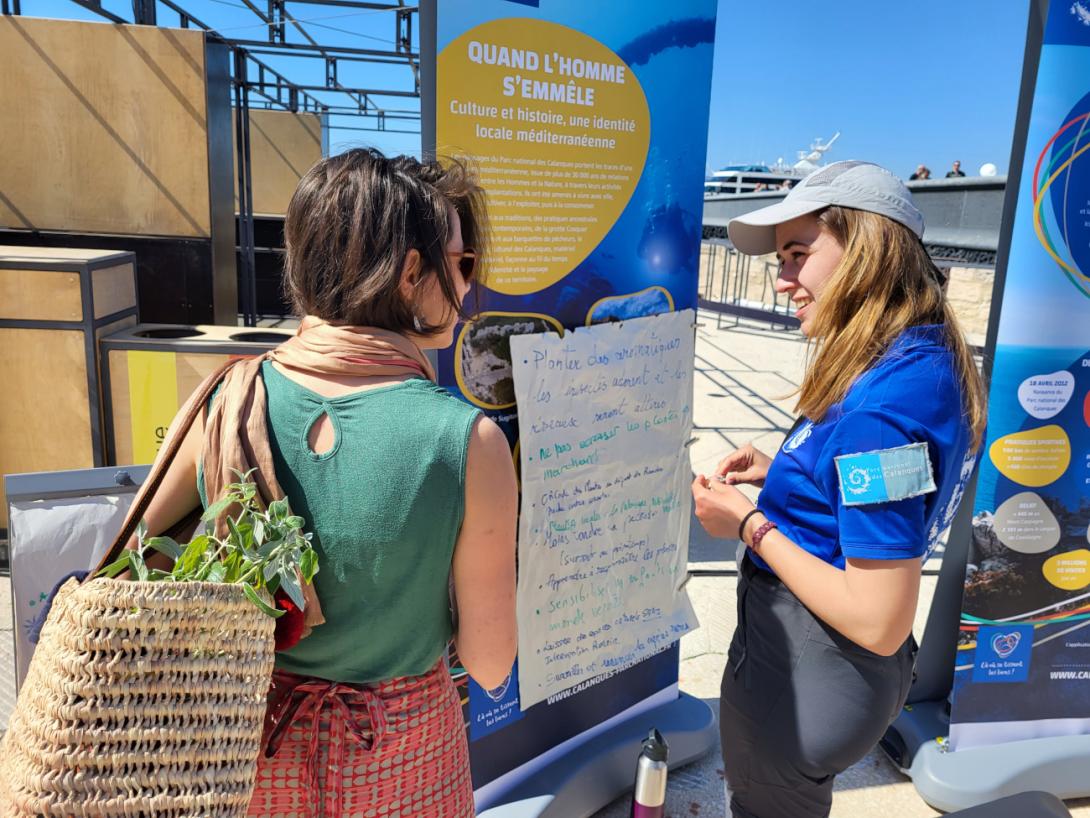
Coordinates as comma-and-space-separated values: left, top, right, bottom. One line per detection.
200, 317, 435, 636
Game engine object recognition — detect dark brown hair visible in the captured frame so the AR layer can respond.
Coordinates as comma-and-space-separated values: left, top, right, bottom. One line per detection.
283, 148, 489, 334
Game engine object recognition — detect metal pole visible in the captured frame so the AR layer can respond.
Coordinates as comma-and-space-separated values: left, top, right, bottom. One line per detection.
418, 0, 436, 159
732, 253, 743, 306
132, 0, 156, 24
708, 244, 718, 328
233, 50, 258, 327
708, 244, 715, 301
701, 243, 711, 300
737, 255, 747, 328
717, 248, 729, 330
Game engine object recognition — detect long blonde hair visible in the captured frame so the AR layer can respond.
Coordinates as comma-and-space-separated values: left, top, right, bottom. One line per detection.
796, 207, 987, 450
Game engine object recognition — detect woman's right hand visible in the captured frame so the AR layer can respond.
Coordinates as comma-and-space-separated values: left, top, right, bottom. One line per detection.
715, 443, 772, 488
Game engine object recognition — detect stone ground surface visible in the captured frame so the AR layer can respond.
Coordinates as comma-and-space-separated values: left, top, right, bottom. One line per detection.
2, 312, 1088, 817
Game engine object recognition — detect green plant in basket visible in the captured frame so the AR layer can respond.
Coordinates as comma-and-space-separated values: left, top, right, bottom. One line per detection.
97, 471, 319, 619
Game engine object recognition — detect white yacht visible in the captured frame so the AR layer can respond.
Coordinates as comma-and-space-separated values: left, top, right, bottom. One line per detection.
704, 133, 840, 198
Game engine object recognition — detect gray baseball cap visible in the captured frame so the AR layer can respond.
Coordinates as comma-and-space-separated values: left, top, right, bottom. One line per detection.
727, 161, 925, 255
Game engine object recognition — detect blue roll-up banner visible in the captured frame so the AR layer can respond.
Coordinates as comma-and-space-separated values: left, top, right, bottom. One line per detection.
949, 2, 1090, 750
426, 0, 717, 796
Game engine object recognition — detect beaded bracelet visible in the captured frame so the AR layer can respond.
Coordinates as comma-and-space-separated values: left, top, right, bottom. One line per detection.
749, 520, 778, 551
737, 508, 762, 542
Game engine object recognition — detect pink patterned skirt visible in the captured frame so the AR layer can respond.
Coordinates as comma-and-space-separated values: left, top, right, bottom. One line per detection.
247, 659, 473, 818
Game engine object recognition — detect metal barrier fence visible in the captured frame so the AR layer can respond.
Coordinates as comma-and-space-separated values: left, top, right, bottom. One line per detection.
698, 239, 988, 356
698, 239, 800, 329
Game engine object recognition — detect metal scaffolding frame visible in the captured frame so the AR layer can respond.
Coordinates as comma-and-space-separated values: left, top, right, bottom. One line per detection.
2, 0, 421, 325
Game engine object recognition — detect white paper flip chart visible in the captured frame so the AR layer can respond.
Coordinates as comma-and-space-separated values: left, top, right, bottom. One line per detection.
510, 309, 698, 708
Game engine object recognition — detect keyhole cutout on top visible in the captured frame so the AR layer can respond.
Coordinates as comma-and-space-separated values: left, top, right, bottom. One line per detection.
307, 408, 337, 456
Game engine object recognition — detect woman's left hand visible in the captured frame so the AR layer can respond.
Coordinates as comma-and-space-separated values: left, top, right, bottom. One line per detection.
691, 474, 757, 540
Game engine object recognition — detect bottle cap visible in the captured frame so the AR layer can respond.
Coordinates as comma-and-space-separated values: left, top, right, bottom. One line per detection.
641, 728, 668, 762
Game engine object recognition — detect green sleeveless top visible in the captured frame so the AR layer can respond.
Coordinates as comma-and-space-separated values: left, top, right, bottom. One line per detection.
199, 360, 480, 683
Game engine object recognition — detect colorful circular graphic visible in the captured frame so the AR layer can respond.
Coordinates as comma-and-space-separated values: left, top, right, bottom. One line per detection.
1033, 88, 1090, 299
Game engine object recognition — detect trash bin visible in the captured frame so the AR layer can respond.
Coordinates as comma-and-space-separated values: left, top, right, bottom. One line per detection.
0, 247, 138, 530
99, 323, 293, 465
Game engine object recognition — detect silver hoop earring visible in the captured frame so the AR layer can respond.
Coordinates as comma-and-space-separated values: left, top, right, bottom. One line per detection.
412, 314, 424, 333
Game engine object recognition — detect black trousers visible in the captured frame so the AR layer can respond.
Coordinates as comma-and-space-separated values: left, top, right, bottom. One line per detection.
720, 555, 917, 818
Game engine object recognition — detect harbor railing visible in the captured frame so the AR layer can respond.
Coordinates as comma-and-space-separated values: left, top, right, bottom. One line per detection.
698, 239, 800, 330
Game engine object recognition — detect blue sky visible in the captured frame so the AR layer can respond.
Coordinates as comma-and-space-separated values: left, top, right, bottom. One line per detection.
706, 0, 1031, 177
20, 0, 1032, 177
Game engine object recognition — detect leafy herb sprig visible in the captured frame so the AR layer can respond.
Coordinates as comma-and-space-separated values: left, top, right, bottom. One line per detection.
98, 474, 319, 618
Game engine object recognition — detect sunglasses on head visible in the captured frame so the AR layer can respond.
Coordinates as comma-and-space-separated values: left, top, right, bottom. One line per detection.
446, 248, 477, 282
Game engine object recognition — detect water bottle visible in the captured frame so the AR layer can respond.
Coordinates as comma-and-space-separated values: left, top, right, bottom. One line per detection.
631, 727, 669, 818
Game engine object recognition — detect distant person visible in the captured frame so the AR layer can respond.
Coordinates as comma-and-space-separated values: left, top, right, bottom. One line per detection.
946, 160, 966, 177
693, 161, 986, 818
909, 164, 931, 180
779, 179, 793, 190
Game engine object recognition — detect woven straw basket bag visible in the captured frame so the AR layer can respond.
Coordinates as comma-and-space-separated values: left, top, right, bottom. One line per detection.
0, 362, 277, 817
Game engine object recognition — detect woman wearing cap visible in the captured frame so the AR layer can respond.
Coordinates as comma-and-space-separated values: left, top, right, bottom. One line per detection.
691, 161, 986, 818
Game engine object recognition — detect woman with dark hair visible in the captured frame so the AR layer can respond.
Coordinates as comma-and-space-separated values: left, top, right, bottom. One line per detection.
131, 148, 517, 816
692, 161, 986, 818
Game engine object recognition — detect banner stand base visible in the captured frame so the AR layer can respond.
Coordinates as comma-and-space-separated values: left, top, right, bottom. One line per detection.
883, 699, 1090, 813
477, 692, 716, 818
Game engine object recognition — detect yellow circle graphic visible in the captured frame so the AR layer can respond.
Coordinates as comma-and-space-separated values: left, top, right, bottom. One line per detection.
437, 18, 651, 295
989, 424, 1071, 488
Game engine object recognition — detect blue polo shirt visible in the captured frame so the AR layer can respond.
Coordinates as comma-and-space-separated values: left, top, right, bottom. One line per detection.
752, 324, 977, 573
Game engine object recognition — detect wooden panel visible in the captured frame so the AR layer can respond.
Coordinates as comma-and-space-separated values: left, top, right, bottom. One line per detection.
0, 328, 94, 526
0, 17, 211, 238
234, 109, 323, 216
106, 349, 133, 466
0, 269, 82, 321
0, 246, 131, 263
92, 263, 137, 319
95, 315, 138, 465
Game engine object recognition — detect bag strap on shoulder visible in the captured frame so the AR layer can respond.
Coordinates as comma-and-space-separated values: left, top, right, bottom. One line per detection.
91, 359, 237, 578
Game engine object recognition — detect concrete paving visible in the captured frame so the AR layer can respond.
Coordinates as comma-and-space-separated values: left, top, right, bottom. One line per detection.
3, 312, 1090, 816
